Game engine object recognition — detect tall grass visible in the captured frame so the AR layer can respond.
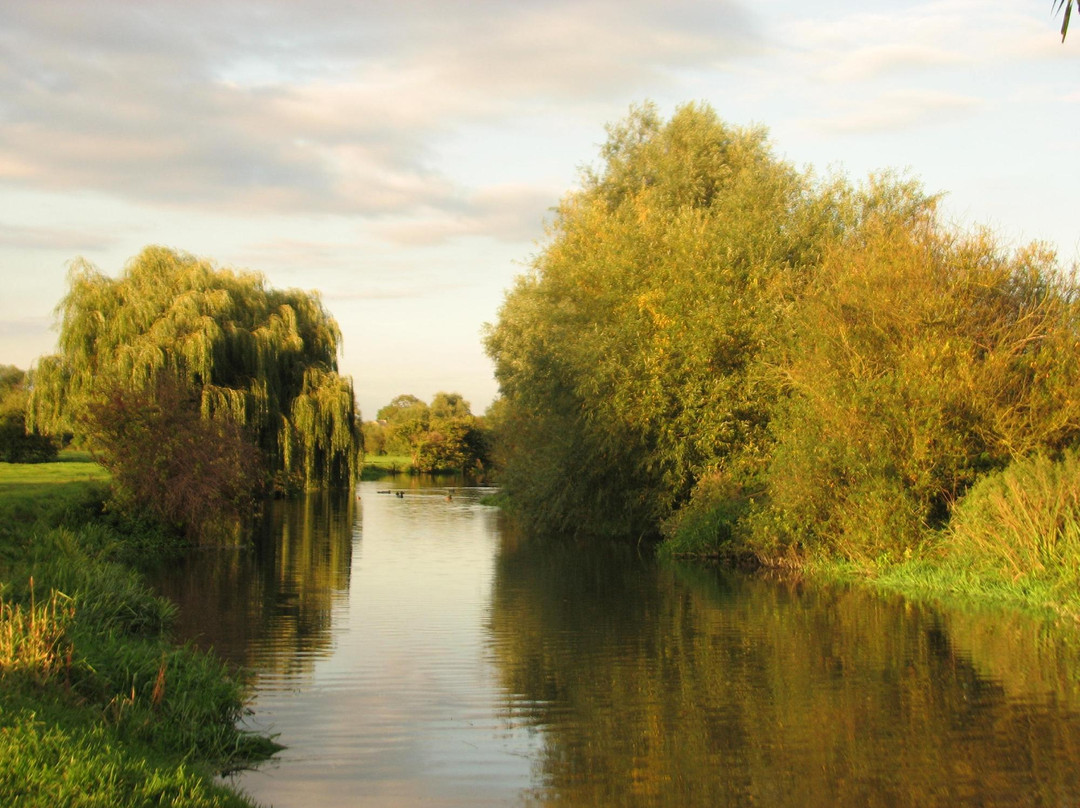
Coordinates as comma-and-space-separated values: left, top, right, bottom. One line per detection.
946, 450, 1080, 593
0, 584, 75, 685
804, 451, 1080, 622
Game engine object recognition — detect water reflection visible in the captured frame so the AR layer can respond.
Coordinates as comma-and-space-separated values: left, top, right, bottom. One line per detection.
153, 483, 1080, 807
489, 531, 1080, 807
152, 489, 355, 679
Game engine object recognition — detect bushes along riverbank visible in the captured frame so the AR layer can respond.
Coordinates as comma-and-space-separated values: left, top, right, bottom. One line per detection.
484, 103, 1080, 620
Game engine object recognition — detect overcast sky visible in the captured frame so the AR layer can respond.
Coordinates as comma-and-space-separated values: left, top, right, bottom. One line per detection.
1, 0, 1076, 419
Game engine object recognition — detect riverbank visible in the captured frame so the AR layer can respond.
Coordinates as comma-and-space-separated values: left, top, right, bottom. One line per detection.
802, 552, 1080, 626
664, 535, 1080, 625
0, 453, 276, 807
661, 448, 1080, 626
360, 453, 414, 479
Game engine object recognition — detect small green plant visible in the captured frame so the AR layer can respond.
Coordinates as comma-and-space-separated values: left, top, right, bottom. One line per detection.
659, 471, 750, 558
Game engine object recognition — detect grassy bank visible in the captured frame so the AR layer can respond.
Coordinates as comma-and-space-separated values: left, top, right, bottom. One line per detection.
663, 449, 1080, 624
808, 555, 1080, 624
0, 453, 276, 807
361, 453, 483, 480
360, 453, 414, 479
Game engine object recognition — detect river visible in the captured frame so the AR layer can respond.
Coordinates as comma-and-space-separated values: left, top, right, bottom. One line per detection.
151, 478, 1080, 807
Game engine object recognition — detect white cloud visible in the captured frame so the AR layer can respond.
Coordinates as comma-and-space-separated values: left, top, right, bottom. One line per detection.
0, 0, 760, 223
0, 222, 117, 251
374, 184, 557, 246
809, 89, 984, 134
817, 44, 964, 83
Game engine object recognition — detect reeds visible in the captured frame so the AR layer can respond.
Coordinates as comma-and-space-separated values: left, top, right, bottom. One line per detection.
0, 580, 74, 685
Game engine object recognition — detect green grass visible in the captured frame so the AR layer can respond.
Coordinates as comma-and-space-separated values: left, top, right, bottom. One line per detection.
0, 452, 110, 531
803, 552, 1080, 625
361, 453, 414, 479
0, 456, 275, 807
0, 702, 257, 808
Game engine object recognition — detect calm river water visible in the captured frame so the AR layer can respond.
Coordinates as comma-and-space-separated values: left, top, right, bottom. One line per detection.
152, 479, 1080, 807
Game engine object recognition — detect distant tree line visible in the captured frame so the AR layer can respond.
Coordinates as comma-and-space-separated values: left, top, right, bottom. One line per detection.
0, 365, 57, 462
364, 392, 490, 475
484, 103, 1080, 567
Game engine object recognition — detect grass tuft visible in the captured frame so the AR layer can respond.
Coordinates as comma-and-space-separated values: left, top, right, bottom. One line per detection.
0, 585, 75, 686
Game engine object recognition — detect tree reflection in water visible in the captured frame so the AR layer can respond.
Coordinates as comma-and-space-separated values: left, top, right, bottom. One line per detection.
488, 529, 1080, 807
153, 490, 1080, 806
152, 490, 355, 680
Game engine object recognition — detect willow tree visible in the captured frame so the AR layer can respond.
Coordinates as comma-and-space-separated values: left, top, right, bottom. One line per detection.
30, 246, 361, 492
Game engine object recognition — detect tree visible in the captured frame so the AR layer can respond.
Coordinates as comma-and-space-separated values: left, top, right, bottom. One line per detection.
751, 181, 1080, 560
0, 365, 57, 463
82, 374, 262, 541
373, 392, 490, 473
484, 103, 831, 538
430, 392, 471, 420
377, 394, 431, 461
361, 420, 388, 456
29, 246, 361, 493
487, 103, 1080, 564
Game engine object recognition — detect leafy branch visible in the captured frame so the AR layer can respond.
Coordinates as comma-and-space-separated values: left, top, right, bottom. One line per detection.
1055, 0, 1072, 41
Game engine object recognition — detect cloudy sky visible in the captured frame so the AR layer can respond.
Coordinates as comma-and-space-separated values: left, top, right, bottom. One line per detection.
1, 0, 1076, 419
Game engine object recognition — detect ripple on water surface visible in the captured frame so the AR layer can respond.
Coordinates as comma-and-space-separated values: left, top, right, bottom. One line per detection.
152, 483, 1080, 807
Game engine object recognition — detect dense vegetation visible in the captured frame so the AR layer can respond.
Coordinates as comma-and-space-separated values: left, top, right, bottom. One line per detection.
0, 246, 371, 803
364, 392, 490, 475
0, 366, 56, 464
28, 247, 362, 532
0, 455, 274, 807
488, 531, 1080, 806
485, 103, 1080, 605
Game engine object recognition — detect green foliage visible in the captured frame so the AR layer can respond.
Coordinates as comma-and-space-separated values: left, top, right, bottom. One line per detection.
376, 394, 430, 459
0, 519, 273, 805
946, 450, 1080, 592
754, 181, 1080, 561
372, 391, 489, 474
29, 246, 360, 493
361, 419, 388, 456
0, 366, 57, 464
0, 709, 257, 808
487, 102, 1080, 589
657, 470, 750, 559
485, 102, 830, 538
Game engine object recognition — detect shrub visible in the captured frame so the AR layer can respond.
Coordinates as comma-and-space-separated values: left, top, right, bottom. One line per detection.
659, 471, 750, 558
947, 450, 1080, 584
82, 376, 263, 542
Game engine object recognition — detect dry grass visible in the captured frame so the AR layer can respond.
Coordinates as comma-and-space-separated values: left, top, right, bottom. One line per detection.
0, 581, 75, 685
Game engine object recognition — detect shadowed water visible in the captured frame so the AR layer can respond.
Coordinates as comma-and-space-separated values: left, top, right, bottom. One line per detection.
152, 479, 1080, 807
